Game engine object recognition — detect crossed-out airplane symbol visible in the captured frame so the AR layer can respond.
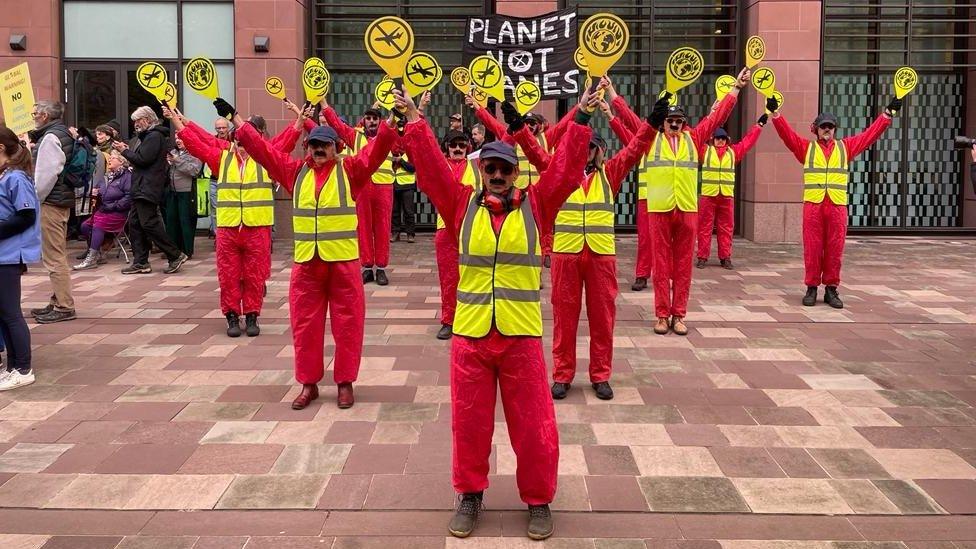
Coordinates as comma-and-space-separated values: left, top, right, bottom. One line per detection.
142, 66, 164, 87
755, 71, 773, 87
374, 25, 405, 54
518, 88, 538, 101
718, 80, 733, 92
409, 61, 435, 80
476, 63, 496, 83
267, 80, 282, 93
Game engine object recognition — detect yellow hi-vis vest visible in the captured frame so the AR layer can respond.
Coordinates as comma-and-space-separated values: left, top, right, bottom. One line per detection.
700, 145, 736, 197
802, 140, 849, 205
392, 153, 415, 188
553, 169, 616, 255
645, 132, 700, 213
351, 131, 395, 184
292, 161, 358, 263
636, 151, 652, 201
454, 194, 542, 338
214, 148, 275, 228
515, 132, 547, 190
435, 159, 482, 230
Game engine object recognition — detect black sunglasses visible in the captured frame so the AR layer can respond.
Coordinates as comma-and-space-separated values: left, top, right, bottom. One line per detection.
448, 141, 468, 149
483, 163, 514, 176
818, 124, 836, 130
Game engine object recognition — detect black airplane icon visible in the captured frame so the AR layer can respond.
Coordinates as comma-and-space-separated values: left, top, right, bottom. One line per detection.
374, 27, 404, 50
268, 81, 282, 92
142, 66, 163, 86
518, 88, 538, 100
718, 81, 733, 91
476, 64, 496, 81
410, 62, 435, 79
755, 72, 772, 87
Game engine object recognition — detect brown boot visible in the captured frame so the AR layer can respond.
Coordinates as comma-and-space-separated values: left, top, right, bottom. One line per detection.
653, 317, 670, 335
337, 382, 355, 409
671, 316, 688, 336
291, 384, 319, 410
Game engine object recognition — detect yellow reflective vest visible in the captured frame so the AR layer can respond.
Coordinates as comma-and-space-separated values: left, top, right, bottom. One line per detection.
292, 161, 359, 263
645, 132, 700, 213
351, 131, 394, 184
515, 132, 547, 190
436, 159, 482, 230
553, 169, 616, 255
802, 140, 849, 205
392, 153, 415, 188
214, 148, 275, 228
454, 194, 542, 338
700, 145, 736, 197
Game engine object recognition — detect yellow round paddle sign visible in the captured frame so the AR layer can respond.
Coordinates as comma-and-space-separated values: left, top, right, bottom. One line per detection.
161, 82, 177, 106
894, 67, 918, 99
137, 62, 168, 96
574, 48, 589, 72
374, 78, 396, 110
265, 76, 287, 100
578, 13, 629, 78
714, 75, 737, 102
768, 90, 785, 114
751, 67, 776, 98
514, 81, 541, 115
403, 52, 441, 97
468, 55, 506, 102
665, 47, 704, 94
658, 88, 678, 107
745, 36, 766, 69
184, 57, 219, 100
450, 67, 471, 95
364, 16, 415, 78
471, 87, 488, 108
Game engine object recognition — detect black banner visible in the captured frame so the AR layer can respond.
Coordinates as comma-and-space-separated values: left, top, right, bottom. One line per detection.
464, 9, 579, 100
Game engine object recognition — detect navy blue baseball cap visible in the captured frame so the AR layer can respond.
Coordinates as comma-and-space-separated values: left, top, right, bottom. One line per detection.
713, 128, 730, 140
308, 126, 339, 145
479, 141, 517, 165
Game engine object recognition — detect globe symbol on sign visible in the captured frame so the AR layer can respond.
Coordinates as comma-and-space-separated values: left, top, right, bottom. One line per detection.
187, 61, 212, 91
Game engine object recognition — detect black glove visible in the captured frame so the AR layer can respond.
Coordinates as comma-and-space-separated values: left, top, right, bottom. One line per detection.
886, 97, 903, 115
655, 92, 673, 110
647, 104, 668, 128
573, 108, 592, 126
757, 113, 769, 127
501, 102, 524, 133
765, 96, 779, 113
213, 98, 236, 119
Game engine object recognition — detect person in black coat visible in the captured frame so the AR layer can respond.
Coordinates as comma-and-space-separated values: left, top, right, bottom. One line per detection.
113, 106, 188, 274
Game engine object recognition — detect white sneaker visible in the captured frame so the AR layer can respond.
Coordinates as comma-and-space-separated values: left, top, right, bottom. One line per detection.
0, 369, 35, 391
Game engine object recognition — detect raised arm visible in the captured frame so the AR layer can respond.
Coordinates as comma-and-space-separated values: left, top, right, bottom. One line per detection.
342, 119, 397, 198
690, 93, 738, 149
730, 122, 764, 163
842, 112, 893, 159
234, 119, 303, 194
320, 102, 359, 147
513, 126, 551, 171
474, 104, 507, 143
771, 114, 811, 164
604, 121, 656, 195
544, 105, 578, 149
534, 112, 594, 228
610, 95, 642, 135
175, 121, 225, 174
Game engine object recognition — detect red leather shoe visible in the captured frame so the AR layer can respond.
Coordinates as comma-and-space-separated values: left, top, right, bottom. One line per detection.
291, 384, 319, 410
337, 382, 354, 409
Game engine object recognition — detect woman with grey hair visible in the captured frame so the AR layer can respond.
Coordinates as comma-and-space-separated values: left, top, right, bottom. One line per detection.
112, 105, 188, 274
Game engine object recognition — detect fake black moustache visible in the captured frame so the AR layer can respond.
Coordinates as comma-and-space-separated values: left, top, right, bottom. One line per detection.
312, 150, 328, 158
488, 178, 506, 186
669, 123, 682, 131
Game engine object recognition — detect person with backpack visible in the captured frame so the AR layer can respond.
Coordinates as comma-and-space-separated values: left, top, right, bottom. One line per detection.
27, 100, 87, 324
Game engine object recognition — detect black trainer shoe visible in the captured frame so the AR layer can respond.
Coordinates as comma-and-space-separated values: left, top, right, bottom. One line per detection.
802, 286, 818, 307
390, 232, 400, 242
437, 324, 453, 340
824, 286, 844, 309
551, 382, 570, 400
375, 269, 389, 286
592, 381, 614, 400
527, 504, 554, 540
362, 269, 375, 284
30, 304, 53, 318
720, 258, 734, 270
35, 309, 77, 324
244, 313, 260, 337
631, 277, 647, 292
226, 312, 242, 338
543, 255, 551, 269
122, 263, 152, 275
695, 258, 707, 269
164, 253, 189, 274
448, 492, 483, 538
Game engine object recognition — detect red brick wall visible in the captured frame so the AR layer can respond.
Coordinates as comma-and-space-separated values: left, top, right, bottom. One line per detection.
0, 0, 61, 126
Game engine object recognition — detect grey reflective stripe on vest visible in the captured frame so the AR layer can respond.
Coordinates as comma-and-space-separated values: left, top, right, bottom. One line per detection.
216, 200, 275, 208
554, 224, 614, 234
494, 288, 540, 302
293, 230, 358, 241
458, 192, 539, 268
292, 206, 357, 216
649, 136, 698, 168
560, 202, 614, 212
804, 183, 847, 190
803, 141, 849, 179
217, 149, 268, 190
456, 290, 492, 305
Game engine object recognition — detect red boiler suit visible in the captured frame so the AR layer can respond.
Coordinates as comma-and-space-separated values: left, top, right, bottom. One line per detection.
695, 124, 762, 262
772, 113, 892, 288
322, 107, 396, 270
401, 114, 591, 505
607, 103, 653, 280
235, 120, 396, 385
178, 121, 304, 317
614, 94, 738, 319
549, 122, 656, 385
435, 157, 479, 327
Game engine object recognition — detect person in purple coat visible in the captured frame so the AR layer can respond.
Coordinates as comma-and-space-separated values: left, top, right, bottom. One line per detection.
74, 150, 132, 270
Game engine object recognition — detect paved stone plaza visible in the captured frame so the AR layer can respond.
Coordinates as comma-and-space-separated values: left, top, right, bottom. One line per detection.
0, 234, 974, 548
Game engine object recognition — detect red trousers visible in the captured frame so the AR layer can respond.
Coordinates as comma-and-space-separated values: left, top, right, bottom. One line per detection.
803, 199, 847, 287
550, 247, 616, 384
452, 329, 559, 505
635, 199, 653, 279
649, 209, 697, 319
541, 231, 553, 262
357, 183, 393, 268
697, 195, 734, 261
435, 229, 459, 326
215, 225, 271, 315
290, 258, 364, 385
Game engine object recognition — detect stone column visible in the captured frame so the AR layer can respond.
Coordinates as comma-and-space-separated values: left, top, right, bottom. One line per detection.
740, 0, 823, 243
0, 0, 60, 123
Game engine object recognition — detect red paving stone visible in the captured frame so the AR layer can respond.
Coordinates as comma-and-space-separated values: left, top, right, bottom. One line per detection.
1, 235, 974, 544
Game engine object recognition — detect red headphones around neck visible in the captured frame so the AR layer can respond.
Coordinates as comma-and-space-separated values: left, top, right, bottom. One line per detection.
480, 187, 524, 214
